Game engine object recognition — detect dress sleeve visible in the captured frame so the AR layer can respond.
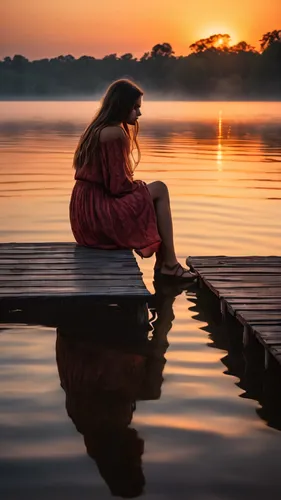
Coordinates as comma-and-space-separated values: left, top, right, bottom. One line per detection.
99, 137, 135, 196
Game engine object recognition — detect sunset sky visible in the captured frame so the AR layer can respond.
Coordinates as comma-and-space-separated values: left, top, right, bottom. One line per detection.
0, 1, 280, 60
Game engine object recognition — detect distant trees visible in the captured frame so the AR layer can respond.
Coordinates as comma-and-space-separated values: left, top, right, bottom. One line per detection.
120, 53, 137, 61
229, 41, 256, 53
189, 35, 258, 54
150, 43, 174, 58
260, 30, 281, 50
0, 30, 281, 99
256, 30, 281, 95
190, 34, 231, 53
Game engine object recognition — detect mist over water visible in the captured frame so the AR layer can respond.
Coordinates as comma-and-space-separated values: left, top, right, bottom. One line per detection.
0, 101, 281, 499
0, 101, 280, 255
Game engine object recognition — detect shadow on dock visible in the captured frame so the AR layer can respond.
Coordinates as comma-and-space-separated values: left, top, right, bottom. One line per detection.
188, 288, 281, 432
55, 280, 182, 498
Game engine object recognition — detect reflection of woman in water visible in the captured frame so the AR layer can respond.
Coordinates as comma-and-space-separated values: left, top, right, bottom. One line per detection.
70, 78, 196, 282
56, 282, 180, 498
56, 336, 146, 498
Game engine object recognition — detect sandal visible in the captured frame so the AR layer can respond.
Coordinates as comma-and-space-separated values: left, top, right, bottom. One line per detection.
155, 263, 197, 282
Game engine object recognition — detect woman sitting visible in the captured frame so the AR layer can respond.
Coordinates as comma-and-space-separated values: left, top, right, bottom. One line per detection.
70, 79, 195, 281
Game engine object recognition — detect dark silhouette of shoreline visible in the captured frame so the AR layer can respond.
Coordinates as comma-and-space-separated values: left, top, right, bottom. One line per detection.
1, 31, 280, 100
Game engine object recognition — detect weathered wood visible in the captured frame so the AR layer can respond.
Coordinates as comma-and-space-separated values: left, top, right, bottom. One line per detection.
0, 289, 149, 296
236, 311, 281, 323
251, 325, 281, 333
259, 337, 281, 345
228, 297, 281, 303
188, 256, 281, 264
0, 250, 134, 257
0, 258, 136, 264
218, 288, 281, 297
0, 278, 144, 286
0, 270, 142, 277
187, 256, 281, 367
0, 243, 151, 307
199, 275, 281, 282
197, 267, 281, 274
0, 264, 138, 271
202, 280, 281, 287
0, 242, 130, 250
233, 304, 281, 311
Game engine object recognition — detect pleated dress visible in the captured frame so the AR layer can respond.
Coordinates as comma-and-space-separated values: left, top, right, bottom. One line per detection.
70, 135, 161, 258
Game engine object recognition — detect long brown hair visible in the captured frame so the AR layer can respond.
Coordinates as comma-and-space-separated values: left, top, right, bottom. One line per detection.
73, 79, 143, 171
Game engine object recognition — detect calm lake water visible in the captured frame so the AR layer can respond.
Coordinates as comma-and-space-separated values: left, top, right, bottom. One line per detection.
0, 101, 281, 499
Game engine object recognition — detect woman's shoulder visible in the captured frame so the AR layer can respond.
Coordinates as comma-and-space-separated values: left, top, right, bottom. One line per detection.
99, 126, 128, 143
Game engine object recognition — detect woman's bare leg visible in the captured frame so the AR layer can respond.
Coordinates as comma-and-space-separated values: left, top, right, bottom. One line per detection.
154, 247, 163, 271
147, 181, 193, 277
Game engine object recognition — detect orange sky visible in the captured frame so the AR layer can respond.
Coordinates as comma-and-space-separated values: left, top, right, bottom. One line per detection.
0, 1, 280, 59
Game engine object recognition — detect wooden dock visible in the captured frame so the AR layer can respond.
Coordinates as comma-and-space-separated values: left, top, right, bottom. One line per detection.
187, 256, 281, 367
0, 243, 151, 326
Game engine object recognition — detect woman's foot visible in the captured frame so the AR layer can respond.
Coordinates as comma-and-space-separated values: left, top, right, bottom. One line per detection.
155, 262, 197, 282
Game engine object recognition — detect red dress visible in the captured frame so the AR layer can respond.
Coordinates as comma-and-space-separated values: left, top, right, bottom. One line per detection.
69, 137, 161, 258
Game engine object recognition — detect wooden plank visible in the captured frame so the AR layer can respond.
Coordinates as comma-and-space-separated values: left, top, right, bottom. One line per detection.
224, 304, 278, 315
0, 244, 135, 258
225, 301, 281, 317
0, 254, 136, 261
0, 242, 78, 246
0, 254, 136, 262
251, 325, 281, 334
257, 337, 281, 345
0, 273, 142, 280
188, 255, 281, 367
188, 256, 281, 263
0, 263, 138, 270
0, 266, 138, 274
200, 283, 281, 299
0, 258, 137, 265
227, 298, 281, 305
196, 267, 281, 274
201, 277, 281, 284
219, 289, 281, 297
0, 285, 149, 293
237, 312, 281, 322
204, 281, 281, 289
0, 283, 146, 291
258, 333, 281, 340
235, 304, 281, 311
271, 348, 281, 356
189, 261, 281, 267
0, 242, 130, 251
0, 243, 150, 302
0, 246, 133, 255
0, 247, 132, 253
0, 289, 150, 297
0, 249, 135, 256
0, 279, 144, 287
0, 271, 142, 279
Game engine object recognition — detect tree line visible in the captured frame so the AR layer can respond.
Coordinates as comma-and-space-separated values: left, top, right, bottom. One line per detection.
0, 30, 280, 99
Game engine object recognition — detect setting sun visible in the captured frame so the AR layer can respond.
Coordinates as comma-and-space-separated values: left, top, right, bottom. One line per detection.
197, 25, 239, 46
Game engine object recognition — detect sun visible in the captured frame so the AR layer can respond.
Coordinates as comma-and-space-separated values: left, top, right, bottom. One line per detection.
199, 26, 238, 45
